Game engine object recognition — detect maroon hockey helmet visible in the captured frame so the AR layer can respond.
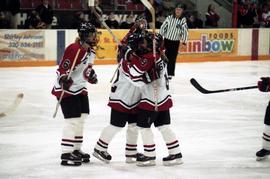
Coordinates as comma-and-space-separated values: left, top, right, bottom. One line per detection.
135, 14, 148, 30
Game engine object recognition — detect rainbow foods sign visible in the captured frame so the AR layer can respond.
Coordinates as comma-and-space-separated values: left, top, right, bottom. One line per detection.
183, 34, 234, 53
179, 29, 238, 60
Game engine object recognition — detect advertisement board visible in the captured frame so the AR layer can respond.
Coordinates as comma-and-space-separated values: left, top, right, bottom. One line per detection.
0, 30, 45, 61
178, 29, 238, 61
95, 29, 238, 61
95, 29, 126, 60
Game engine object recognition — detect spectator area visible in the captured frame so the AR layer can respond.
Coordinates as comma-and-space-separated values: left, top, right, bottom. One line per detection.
20, 0, 86, 10
20, 0, 144, 11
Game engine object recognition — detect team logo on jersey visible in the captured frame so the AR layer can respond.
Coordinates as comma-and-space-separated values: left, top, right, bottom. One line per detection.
83, 64, 93, 80
62, 59, 71, 70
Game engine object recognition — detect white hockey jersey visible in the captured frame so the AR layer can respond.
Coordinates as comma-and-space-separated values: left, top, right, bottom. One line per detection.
108, 48, 140, 113
52, 42, 95, 98
108, 47, 172, 112
138, 58, 173, 111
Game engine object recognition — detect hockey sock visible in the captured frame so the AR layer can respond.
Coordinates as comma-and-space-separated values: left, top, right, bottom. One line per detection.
139, 127, 156, 157
61, 117, 80, 153
264, 102, 270, 125
126, 123, 139, 156
95, 124, 122, 152
263, 125, 270, 150
74, 113, 87, 150
158, 125, 181, 155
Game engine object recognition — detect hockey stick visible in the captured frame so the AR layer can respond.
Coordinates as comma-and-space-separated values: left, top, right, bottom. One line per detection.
89, 2, 121, 45
140, 0, 155, 25
140, 0, 156, 46
0, 93, 24, 118
140, 0, 158, 111
53, 49, 81, 118
190, 78, 258, 94
88, 0, 121, 83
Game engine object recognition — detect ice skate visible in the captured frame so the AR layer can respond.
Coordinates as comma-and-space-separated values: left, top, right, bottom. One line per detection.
61, 152, 82, 166
93, 148, 112, 163
126, 153, 144, 163
256, 149, 270, 161
136, 154, 156, 166
163, 153, 183, 166
73, 150, 90, 163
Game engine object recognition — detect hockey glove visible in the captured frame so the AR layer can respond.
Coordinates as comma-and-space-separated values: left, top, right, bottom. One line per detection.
88, 69, 98, 84
258, 77, 270, 92
59, 75, 73, 90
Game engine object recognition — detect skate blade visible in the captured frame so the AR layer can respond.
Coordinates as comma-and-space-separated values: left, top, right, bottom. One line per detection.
136, 160, 156, 167
93, 152, 110, 164
163, 158, 183, 166
61, 160, 82, 166
126, 157, 137, 164
82, 158, 90, 163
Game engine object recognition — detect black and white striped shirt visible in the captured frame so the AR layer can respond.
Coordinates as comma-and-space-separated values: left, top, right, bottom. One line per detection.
159, 15, 189, 43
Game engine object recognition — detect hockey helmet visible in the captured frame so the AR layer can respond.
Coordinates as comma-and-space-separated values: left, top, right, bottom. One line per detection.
135, 14, 148, 30
144, 32, 163, 52
78, 22, 97, 45
135, 14, 146, 22
127, 32, 145, 51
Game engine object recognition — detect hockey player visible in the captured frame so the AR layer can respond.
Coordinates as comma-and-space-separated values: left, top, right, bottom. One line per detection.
122, 16, 148, 163
93, 18, 149, 164
135, 32, 183, 166
93, 32, 182, 166
121, 15, 148, 43
256, 77, 270, 161
93, 30, 166, 164
93, 34, 148, 164
52, 22, 98, 166
117, 15, 148, 62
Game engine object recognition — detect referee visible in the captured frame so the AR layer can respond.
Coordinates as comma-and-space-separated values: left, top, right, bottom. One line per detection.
159, 3, 188, 80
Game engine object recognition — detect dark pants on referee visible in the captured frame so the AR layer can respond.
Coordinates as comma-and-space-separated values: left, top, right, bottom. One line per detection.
164, 38, 180, 77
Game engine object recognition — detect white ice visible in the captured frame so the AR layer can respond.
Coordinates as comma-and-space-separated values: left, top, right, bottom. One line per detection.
0, 61, 270, 179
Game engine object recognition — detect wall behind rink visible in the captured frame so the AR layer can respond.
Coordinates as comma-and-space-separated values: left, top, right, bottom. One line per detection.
0, 28, 269, 67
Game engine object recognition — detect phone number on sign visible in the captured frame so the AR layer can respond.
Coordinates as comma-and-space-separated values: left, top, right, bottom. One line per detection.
8, 42, 44, 48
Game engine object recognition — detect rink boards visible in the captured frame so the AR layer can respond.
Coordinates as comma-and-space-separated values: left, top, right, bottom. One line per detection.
0, 28, 269, 67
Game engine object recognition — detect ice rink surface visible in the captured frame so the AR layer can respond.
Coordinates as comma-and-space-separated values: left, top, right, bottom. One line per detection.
0, 60, 270, 179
